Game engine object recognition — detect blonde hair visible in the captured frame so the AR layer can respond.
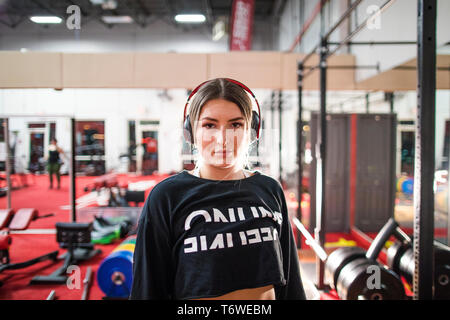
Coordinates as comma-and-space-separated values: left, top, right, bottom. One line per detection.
188, 78, 256, 171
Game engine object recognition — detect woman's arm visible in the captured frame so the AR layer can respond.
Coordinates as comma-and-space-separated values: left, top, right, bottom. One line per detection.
57, 147, 66, 158
129, 188, 174, 299
274, 187, 307, 300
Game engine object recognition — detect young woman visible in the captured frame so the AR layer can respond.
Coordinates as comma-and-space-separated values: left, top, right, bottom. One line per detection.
47, 138, 64, 189
130, 78, 306, 300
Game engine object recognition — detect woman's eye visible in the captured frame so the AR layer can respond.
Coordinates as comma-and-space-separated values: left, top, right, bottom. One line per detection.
203, 123, 214, 129
232, 122, 243, 129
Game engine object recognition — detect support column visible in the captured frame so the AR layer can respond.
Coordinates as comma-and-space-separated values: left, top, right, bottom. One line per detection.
413, 0, 436, 300
3, 118, 11, 210
315, 37, 328, 290
296, 62, 304, 248
278, 90, 283, 185
70, 118, 77, 222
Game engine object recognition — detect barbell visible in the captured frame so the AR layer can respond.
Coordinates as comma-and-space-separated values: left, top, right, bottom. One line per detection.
293, 218, 406, 300
324, 246, 405, 300
387, 238, 450, 300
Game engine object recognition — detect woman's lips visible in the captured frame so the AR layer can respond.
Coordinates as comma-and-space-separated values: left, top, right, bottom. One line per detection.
214, 150, 233, 155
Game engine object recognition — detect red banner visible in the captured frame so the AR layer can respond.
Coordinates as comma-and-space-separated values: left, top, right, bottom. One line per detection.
229, 0, 255, 51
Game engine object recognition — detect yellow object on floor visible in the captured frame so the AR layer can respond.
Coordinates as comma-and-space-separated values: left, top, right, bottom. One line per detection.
325, 238, 356, 248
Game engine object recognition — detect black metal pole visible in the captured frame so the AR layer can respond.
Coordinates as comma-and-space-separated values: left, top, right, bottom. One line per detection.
304, 65, 379, 71
299, 0, 364, 66
323, 0, 364, 40
315, 37, 328, 290
327, 0, 397, 58
278, 90, 283, 185
296, 62, 304, 249
3, 118, 11, 210
365, 93, 370, 113
448, 157, 450, 247
327, 41, 416, 46
386, 92, 395, 113
413, 0, 436, 300
270, 91, 275, 178
70, 118, 76, 222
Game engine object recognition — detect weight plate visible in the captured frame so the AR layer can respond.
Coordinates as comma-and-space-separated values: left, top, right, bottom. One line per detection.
435, 264, 450, 300
337, 258, 405, 300
325, 247, 366, 289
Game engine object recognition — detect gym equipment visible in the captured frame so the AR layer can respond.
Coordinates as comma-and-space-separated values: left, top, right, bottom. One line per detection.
91, 215, 133, 245
386, 235, 450, 300
335, 257, 405, 300
0, 232, 59, 287
0, 214, 60, 288
396, 176, 414, 195
293, 217, 327, 261
294, 217, 405, 299
83, 173, 146, 208
324, 247, 367, 290
325, 249, 406, 300
81, 267, 93, 300
0, 173, 29, 197
97, 235, 136, 298
325, 238, 357, 248
325, 218, 406, 300
46, 290, 56, 300
366, 217, 450, 299
30, 222, 102, 284
0, 209, 13, 229
8, 208, 37, 230
401, 178, 414, 195
397, 176, 407, 192
0, 208, 55, 231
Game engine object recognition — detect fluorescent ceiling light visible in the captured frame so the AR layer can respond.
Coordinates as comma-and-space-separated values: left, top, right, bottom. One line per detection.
101, 15, 133, 24
175, 14, 206, 23
29, 16, 62, 24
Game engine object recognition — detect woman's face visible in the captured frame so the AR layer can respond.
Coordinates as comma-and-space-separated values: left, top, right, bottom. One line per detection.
194, 98, 249, 169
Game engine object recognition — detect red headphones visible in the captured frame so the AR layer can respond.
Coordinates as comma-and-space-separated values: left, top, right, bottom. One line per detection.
183, 78, 261, 144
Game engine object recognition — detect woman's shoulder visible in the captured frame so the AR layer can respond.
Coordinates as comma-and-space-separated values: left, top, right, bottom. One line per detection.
148, 171, 190, 198
252, 170, 282, 190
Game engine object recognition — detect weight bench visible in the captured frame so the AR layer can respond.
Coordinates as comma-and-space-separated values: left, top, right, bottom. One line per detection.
0, 208, 55, 231
0, 233, 59, 288
30, 222, 102, 284
84, 173, 119, 192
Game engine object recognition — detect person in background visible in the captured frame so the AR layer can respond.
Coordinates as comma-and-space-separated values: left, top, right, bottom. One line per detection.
47, 138, 65, 189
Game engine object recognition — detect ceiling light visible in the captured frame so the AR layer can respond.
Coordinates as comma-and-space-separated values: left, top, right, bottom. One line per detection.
101, 16, 133, 24
89, 0, 117, 9
175, 14, 206, 23
29, 16, 62, 24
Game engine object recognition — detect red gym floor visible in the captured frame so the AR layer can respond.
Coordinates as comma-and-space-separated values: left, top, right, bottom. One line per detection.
0, 173, 169, 300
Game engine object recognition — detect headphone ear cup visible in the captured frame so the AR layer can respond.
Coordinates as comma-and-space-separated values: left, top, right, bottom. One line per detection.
183, 115, 194, 145
250, 110, 260, 142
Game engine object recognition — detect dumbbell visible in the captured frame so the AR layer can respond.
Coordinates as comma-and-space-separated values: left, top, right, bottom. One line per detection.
325, 246, 405, 300
387, 238, 450, 300
324, 218, 407, 300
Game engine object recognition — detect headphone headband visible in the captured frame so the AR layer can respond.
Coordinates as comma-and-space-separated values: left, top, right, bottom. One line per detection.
183, 78, 261, 140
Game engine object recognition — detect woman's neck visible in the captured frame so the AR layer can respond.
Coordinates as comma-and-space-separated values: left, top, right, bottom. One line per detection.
198, 165, 246, 181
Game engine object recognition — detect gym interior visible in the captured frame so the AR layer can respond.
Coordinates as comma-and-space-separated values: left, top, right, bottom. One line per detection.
0, 0, 449, 301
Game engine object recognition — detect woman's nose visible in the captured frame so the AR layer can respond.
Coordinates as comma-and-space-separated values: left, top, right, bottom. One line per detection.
214, 127, 233, 145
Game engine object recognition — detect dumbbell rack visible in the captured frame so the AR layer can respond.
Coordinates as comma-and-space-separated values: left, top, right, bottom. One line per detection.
294, 217, 450, 300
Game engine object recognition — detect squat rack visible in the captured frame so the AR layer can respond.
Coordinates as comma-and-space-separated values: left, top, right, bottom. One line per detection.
2, 116, 78, 223
295, 0, 438, 299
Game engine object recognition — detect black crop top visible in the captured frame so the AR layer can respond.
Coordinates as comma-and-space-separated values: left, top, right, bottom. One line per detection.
129, 170, 306, 300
